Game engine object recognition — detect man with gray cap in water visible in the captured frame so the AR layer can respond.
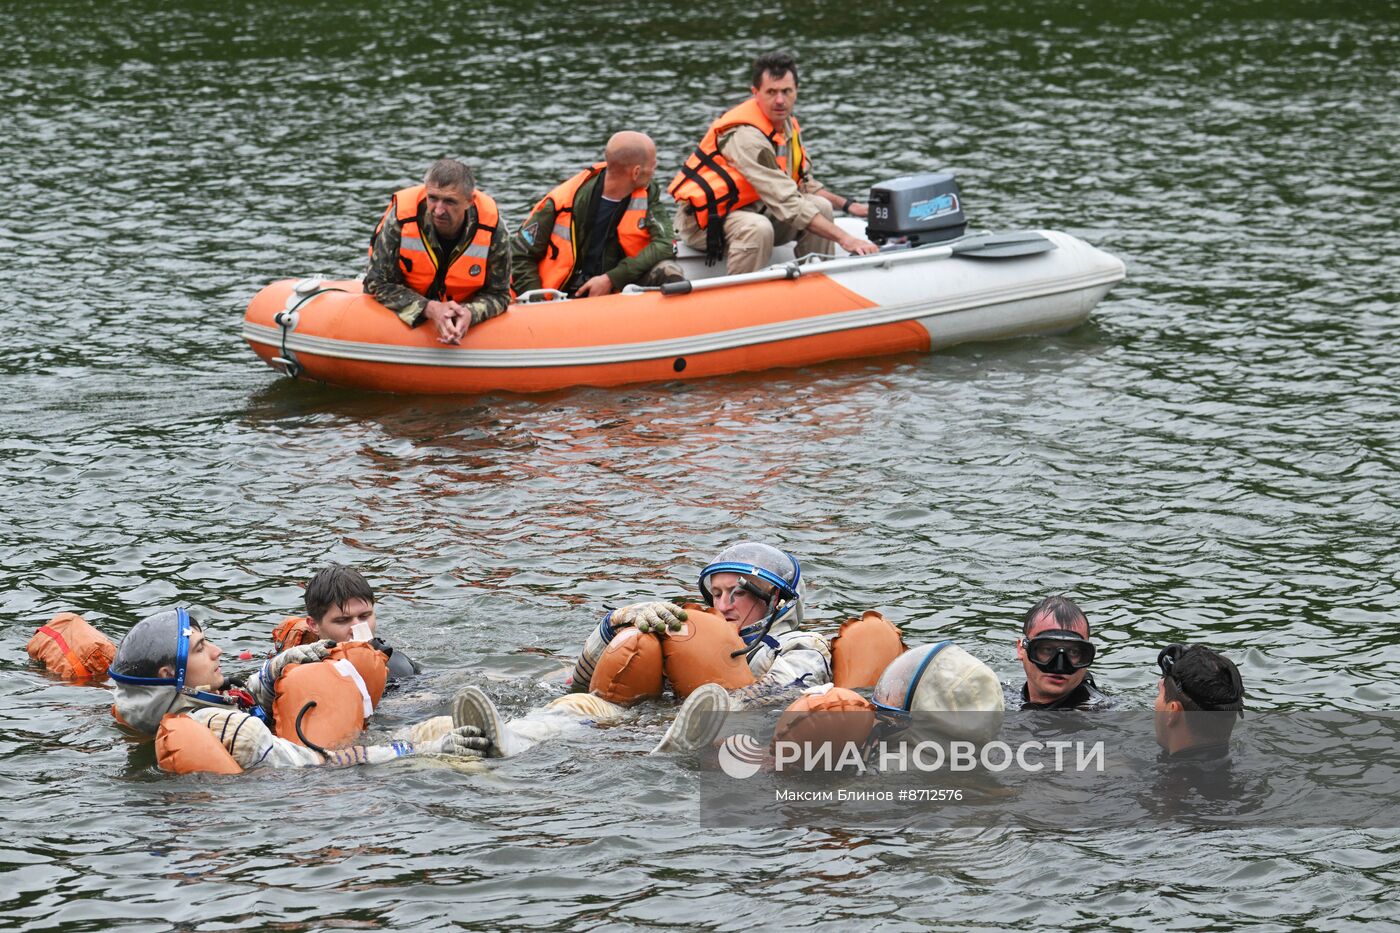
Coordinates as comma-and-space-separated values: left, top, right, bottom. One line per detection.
110, 607, 490, 769
451, 541, 832, 756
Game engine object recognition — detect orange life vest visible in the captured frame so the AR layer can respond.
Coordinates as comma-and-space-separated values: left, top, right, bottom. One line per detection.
668, 97, 808, 230
660, 604, 757, 698
155, 713, 244, 775
371, 184, 499, 302
530, 163, 652, 291
589, 625, 664, 705
272, 641, 388, 750
270, 615, 319, 654
830, 611, 907, 690
27, 612, 116, 681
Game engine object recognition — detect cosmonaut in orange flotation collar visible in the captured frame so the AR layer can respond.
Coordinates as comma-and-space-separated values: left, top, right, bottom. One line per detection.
109, 608, 267, 733
586, 603, 763, 704
110, 607, 487, 774
457, 544, 833, 759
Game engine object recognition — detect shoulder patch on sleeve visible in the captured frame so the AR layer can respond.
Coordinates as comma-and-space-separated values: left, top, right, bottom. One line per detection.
521, 222, 539, 245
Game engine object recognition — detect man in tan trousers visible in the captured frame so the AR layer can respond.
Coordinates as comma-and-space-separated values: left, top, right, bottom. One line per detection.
670, 50, 878, 274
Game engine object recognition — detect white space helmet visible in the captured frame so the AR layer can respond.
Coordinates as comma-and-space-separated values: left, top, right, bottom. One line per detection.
873, 642, 1005, 743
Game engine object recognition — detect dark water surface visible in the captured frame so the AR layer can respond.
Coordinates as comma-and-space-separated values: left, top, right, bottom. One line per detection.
3, 1, 1398, 929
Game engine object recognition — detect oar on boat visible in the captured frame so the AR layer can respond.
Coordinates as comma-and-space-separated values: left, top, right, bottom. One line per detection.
659, 231, 1057, 296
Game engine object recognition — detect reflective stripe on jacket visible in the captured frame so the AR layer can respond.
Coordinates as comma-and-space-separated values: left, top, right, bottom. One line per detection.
371, 185, 499, 302
668, 97, 807, 229
532, 163, 651, 291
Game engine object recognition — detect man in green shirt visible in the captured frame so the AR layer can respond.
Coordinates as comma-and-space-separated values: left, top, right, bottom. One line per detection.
511, 132, 684, 299
365, 159, 512, 344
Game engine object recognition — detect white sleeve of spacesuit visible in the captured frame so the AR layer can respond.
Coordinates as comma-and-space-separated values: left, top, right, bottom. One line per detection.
568, 613, 616, 692
189, 707, 326, 769
189, 707, 422, 769
729, 633, 833, 711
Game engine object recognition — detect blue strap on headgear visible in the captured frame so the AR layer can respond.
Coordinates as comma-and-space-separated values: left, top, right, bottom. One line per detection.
700, 551, 802, 647
108, 607, 193, 690
872, 640, 951, 716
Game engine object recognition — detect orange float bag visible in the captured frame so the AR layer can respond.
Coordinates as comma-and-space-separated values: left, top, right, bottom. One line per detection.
155, 713, 243, 775
272, 641, 388, 749
772, 685, 877, 758
661, 604, 757, 698
271, 615, 319, 653
830, 611, 907, 690
27, 612, 117, 681
589, 626, 664, 705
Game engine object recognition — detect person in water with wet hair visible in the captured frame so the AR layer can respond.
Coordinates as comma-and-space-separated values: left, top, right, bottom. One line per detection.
1010, 595, 1113, 711
299, 564, 421, 682
110, 608, 488, 769
1154, 643, 1245, 759
452, 541, 833, 756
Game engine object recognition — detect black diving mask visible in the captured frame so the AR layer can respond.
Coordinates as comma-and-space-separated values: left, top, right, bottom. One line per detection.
1024, 629, 1096, 675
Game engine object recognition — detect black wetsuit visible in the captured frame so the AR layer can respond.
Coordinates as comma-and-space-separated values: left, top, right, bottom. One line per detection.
1006, 673, 1114, 711
371, 637, 422, 686
1147, 742, 1240, 815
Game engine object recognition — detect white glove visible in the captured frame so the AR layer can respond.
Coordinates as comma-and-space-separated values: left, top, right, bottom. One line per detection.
248, 639, 335, 714
612, 601, 687, 635
268, 639, 334, 679
424, 725, 494, 758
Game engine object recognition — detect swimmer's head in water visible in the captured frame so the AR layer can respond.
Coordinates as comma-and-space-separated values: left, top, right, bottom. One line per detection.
1017, 596, 1093, 705
305, 564, 377, 643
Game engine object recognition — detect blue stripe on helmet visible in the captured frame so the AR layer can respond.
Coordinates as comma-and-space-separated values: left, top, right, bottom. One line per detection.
174, 607, 191, 692
108, 607, 195, 689
698, 561, 797, 604
872, 641, 952, 715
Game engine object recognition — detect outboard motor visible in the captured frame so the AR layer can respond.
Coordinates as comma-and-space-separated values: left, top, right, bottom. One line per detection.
866, 173, 967, 246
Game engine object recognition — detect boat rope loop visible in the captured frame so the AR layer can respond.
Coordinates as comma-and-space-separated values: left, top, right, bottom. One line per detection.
273, 279, 347, 379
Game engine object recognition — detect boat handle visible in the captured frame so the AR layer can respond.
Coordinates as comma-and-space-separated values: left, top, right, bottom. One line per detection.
513, 288, 569, 304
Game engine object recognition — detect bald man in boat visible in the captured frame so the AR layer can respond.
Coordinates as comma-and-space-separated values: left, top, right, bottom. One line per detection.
670, 50, 878, 273
365, 158, 512, 344
511, 132, 684, 299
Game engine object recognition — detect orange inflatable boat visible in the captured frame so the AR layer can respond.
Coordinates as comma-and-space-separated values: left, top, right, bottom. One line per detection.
242, 223, 1124, 396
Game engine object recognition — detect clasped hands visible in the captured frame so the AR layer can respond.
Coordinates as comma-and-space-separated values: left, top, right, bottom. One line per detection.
424, 300, 472, 344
